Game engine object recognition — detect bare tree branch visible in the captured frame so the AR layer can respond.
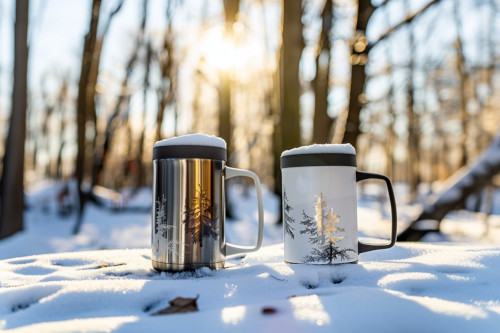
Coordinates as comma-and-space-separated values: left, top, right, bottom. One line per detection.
368, 0, 442, 52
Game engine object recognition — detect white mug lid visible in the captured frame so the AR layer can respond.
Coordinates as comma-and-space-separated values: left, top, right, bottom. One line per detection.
281, 144, 356, 168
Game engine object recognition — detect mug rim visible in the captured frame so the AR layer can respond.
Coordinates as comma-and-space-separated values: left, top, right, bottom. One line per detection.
153, 144, 227, 161
281, 153, 357, 168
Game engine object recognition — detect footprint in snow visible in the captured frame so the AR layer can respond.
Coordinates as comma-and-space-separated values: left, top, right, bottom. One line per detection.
331, 275, 345, 285
434, 265, 472, 275
300, 279, 319, 290
6, 258, 36, 265
13, 265, 57, 276
51, 258, 93, 267
1, 285, 61, 314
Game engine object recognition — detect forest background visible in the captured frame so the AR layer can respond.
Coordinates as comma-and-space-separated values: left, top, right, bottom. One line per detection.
1, 0, 499, 240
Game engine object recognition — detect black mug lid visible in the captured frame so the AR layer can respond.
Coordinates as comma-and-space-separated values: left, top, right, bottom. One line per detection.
153, 134, 227, 161
281, 144, 356, 168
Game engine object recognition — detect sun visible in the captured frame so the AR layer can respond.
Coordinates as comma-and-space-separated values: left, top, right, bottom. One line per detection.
198, 23, 264, 76
201, 30, 239, 72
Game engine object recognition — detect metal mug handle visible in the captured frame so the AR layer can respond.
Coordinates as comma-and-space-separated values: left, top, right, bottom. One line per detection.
356, 171, 398, 254
224, 167, 264, 256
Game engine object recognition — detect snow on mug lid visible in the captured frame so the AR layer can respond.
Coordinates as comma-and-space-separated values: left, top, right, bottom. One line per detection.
281, 143, 355, 157
281, 144, 356, 168
153, 134, 227, 161
154, 134, 226, 149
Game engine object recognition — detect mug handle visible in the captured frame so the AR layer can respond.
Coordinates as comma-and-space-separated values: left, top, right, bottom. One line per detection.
356, 171, 398, 254
224, 167, 264, 256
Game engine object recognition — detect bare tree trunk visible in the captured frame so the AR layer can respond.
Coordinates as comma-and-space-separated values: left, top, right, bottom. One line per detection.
90, 0, 126, 188
274, 0, 304, 224
40, 78, 55, 178
311, 0, 334, 144
271, 59, 282, 198
385, 87, 396, 182
219, 0, 241, 219
192, 70, 203, 134
155, 6, 176, 142
137, 40, 152, 188
453, 0, 469, 168
218, 72, 232, 149
281, 0, 303, 152
218, 0, 240, 160
258, 0, 282, 201
0, 0, 29, 239
219, 71, 234, 218
342, 0, 373, 148
342, 0, 441, 149
56, 77, 69, 180
74, 0, 102, 235
343, 62, 365, 147
479, 0, 498, 150
405, 0, 420, 201
86, 0, 125, 187
91, 0, 144, 191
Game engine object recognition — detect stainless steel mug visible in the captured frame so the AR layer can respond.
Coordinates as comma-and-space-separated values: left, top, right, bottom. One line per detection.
151, 134, 264, 271
281, 144, 397, 264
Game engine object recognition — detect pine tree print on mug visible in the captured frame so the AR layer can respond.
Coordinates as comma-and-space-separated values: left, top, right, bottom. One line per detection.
154, 195, 177, 258
283, 188, 295, 240
300, 193, 355, 264
155, 195, 169, 236
183, 185, 219, 247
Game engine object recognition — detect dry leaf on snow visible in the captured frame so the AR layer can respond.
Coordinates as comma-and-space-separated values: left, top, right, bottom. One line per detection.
152, 296, 199, 315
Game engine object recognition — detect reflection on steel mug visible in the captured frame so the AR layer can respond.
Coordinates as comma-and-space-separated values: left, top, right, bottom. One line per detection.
151, 134, 264, 272
281, 144, 397, 264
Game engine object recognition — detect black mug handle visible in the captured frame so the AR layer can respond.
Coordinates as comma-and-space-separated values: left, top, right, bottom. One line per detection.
356, 171, 398, 254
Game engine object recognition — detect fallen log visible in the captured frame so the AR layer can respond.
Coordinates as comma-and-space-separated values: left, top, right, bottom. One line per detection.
398, 131, 500, 241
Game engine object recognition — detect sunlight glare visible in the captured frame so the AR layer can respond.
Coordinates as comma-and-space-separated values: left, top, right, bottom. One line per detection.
289, 294, 331, 326
199, 24, 264, 76
221, 305, 247, 325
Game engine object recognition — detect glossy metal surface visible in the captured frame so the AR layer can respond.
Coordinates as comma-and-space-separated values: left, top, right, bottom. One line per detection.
151, 158, 226, 271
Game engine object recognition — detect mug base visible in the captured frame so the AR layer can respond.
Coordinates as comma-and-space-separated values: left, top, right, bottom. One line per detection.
152, 260, 224, 272
284, 260, 358, 265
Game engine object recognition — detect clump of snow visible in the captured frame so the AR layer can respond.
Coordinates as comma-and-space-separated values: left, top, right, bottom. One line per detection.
154, 134, 226, 149
281, 143, 355, 157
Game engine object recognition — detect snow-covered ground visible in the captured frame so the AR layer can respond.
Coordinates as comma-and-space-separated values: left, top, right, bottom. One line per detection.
1, 181, 500, 332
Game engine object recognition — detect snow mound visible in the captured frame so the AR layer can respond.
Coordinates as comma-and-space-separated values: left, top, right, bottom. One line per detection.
154, 134, 226, 149
281, 143, 355, 157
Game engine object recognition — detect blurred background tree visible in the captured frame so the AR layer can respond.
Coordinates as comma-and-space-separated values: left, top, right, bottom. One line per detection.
0, 0, 29, 238
0, 0, 499, 239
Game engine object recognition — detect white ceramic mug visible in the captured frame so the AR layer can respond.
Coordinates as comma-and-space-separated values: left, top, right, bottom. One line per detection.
281, 144, 397, 264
